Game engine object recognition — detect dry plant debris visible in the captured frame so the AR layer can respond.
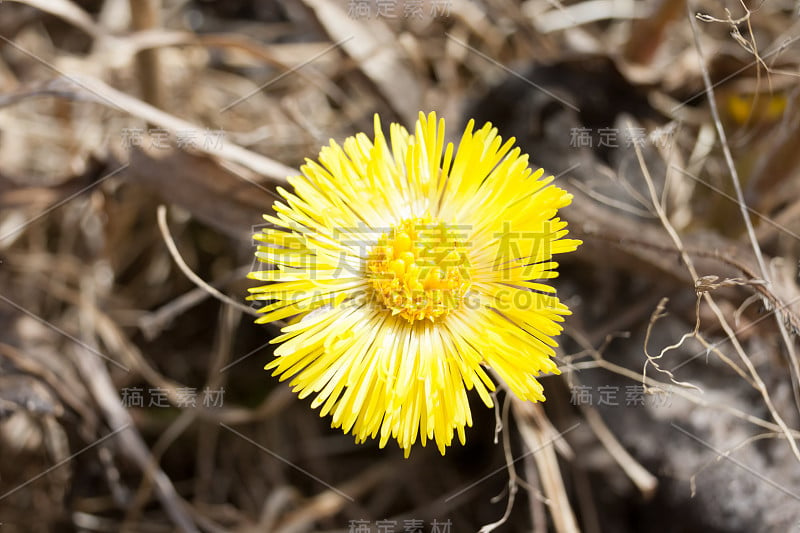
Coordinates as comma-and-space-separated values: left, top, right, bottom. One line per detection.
0, 0, 799, 532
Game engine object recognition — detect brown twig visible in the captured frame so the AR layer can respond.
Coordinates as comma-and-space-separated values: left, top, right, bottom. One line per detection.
129, 0, 164, 108
74, 280, 198, 532
156, 205, 259, 318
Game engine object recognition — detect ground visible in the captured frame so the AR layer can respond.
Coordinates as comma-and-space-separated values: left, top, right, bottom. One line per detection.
1, 0, 800, 532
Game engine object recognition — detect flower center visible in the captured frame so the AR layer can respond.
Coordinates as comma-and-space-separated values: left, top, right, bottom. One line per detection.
367, 216, 471, 322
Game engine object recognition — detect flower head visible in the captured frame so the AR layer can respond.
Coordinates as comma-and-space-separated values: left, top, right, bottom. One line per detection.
249, 112, 580, 456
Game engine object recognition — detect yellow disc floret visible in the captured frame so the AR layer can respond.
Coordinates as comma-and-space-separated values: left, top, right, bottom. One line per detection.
367, 215, 470, 322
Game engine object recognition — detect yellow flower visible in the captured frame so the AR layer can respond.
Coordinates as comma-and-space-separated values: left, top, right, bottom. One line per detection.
249, 112, 580, 456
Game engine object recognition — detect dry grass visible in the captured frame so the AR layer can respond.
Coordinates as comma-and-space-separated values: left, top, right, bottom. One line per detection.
1, 0, 799, 531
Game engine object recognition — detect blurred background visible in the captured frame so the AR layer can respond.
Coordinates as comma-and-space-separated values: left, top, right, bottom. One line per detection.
1, 0, 800, 531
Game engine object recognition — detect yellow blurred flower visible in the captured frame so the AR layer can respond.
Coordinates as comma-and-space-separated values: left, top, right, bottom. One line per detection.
249, 112, 580, 456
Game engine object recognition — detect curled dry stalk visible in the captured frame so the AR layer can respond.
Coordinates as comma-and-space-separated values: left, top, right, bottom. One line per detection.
687, 1, 800, 418
565, 330, 800, 440
156, 205, 258, 318
573, 229, 800, 336
629, 119, 800, 463
483, 372, 581, 533
477, 395, 519, 533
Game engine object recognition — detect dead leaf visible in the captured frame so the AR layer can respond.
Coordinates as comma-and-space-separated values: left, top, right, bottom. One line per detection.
301, 0, 421, 124
129, 146, 277, 240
